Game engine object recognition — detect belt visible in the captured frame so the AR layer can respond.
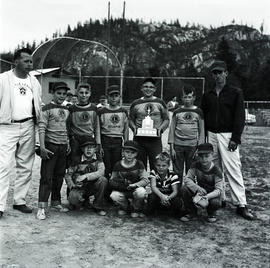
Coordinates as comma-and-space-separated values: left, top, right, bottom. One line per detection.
11, 117, 33, 123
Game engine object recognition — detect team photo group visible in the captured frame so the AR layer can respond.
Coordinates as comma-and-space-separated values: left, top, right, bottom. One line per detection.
0, 47, 255, 223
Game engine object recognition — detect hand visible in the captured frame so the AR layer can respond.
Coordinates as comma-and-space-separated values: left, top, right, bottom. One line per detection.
197, 187, 207, 195
40, 147, 54, 160
157, 128, 163, 137
66, 144, 71, 155
68, 181, 76, 189
127, 183, 138, 190
228, 140, 238, 152
160, 195, 171, 206
76, 175, 87, 183
170, 147, 176, 161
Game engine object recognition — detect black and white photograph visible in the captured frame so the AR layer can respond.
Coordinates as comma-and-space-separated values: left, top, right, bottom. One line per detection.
0, 0, 269, 267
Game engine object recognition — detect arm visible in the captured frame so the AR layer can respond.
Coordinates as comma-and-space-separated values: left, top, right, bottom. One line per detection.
168, 183, 179, 200
84, 161, 105, 181
38, 109, 54, 159
109, 171, 129, 191
158, 102, 170, 134
168, 112, 176, 160
198, 118, 205, 145
123, 111, 129, 142
184, 168, 203, 194
64, 166, 76, 189
231, 89, 245, 145
128, 103, 137, 134
150, 174, 170, 206
205, 170, 223, 200
132, 168, 149, 188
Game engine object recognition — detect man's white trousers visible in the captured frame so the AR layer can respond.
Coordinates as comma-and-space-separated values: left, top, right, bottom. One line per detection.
0, 120, 35, 211
208, 131, 247, 206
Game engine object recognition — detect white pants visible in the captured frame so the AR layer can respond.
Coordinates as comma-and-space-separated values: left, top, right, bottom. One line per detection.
208, 131, 247, 206
0, 120, 35, 211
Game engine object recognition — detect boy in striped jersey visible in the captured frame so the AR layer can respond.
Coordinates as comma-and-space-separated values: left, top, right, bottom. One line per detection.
110, 141, 149, 218
146, 152, 183, 217
37, 82, 70, 220
129, 78, 169, 171
168, 85, 204, 186
67, 83, 101, 167
98, 85, 129, 178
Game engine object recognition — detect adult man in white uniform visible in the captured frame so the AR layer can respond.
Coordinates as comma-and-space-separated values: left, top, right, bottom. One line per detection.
0, 48, 42, 218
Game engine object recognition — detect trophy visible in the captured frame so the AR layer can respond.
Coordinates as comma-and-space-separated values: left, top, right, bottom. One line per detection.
136, 107, 158, 137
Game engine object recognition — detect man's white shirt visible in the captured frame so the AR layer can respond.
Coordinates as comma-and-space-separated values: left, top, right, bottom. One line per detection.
12, 73, 33, 120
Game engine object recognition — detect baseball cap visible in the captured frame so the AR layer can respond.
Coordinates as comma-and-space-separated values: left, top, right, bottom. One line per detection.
197, 143, 214, 154
210, 60, 227, 72
107, 85, 120, 95
52, 82, 70, 92
79, 136, 97, 148
122, 140, 139, 152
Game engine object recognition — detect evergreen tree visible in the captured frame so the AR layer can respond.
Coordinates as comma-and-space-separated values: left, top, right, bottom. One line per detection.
216, 37, 237, 72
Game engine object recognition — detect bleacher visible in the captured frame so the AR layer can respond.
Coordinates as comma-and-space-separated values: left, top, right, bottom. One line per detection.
260, 110, 270, 126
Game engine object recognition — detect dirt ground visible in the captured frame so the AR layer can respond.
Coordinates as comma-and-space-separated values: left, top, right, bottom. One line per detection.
0, 126, 270, 268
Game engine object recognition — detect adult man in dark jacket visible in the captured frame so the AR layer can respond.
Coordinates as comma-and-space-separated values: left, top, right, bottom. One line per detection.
201, 60, 254, 220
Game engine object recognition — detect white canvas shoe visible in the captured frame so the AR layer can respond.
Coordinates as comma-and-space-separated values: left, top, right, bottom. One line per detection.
36, 208, 46, 220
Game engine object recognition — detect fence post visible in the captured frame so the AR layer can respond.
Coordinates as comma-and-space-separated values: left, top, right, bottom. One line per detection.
161, 77, 164, 100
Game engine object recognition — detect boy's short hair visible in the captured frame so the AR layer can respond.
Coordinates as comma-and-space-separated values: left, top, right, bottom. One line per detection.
14, 48, 32, 61
52, 82, 70, 92
142, 77, 156, 86
155, 152, 171, 165
77, 83, 91, 92
181, 84, 196, 97
197, 143, 214, 154
67, 92, 73, 97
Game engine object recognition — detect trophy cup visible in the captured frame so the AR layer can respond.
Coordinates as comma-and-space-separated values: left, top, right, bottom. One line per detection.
136, 107, 158, 137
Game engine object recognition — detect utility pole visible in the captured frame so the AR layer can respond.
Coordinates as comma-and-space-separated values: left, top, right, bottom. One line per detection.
105, 1, 111, 95
120, 1, 126, 104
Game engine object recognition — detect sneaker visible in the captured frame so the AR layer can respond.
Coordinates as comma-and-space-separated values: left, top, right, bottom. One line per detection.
51, 204, 69, 212
13, 204, 32, 213
180, 214, 191, 222
236, 206, 254, 220
36, 208, 46, 220
118, 209, 127, 216
139, 213, 146, 218
96, 210, 107, 216
131, 212, 139, 218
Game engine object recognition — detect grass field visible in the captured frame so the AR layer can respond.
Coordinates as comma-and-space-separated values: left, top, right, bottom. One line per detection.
0, 126, 270, 268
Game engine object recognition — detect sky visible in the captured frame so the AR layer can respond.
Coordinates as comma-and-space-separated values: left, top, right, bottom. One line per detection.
0, 0, 269, 52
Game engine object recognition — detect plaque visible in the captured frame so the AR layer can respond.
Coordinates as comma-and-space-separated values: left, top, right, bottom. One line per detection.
136, 107, 158, 137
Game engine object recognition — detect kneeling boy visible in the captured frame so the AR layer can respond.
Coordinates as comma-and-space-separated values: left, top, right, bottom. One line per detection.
110, 141, 149, 218
181, 143, 223, 223
146, 152, 183, 217
65, 136, 107, 216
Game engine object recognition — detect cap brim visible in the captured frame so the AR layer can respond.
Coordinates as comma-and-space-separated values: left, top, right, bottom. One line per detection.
108, 90, 120, 95
123, 146, 138, 151
198, 150, 212, 154
54, 86, 70, 91
211, 67, 225, 72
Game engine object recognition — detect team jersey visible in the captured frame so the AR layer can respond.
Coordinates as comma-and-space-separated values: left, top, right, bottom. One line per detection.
129, 97, 169, 129
149, 170, 179, 194
39, 102, 69, 144
98, 106, 129, 138
110, 160, 149, 191
168, 106, 204, 146
67, 103, 100, 144
184, 161, 223, 195
65, 156, 105, 187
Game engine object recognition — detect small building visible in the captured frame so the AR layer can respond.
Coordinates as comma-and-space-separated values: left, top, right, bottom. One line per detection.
30, 67, 76, 104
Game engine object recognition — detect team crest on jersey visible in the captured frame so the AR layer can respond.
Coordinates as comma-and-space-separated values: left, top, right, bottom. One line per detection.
19, 87, 26, 95
110, 114, 120, 124
58, 109, 66, 119
183, 112, 194, 121
79, 112, 90, 122
144, 103, 153, 114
